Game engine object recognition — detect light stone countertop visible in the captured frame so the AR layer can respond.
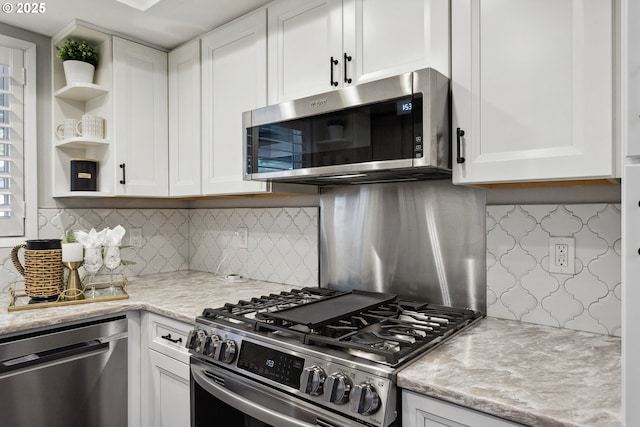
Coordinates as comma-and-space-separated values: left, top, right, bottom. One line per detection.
0, 271, 621, 426
0, 270, 301, 335
398, 317, 621, 427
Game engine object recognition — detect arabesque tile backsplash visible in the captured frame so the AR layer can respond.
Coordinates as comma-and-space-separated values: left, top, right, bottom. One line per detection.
487, 204, 621, 336
1, 204, 621, 337
189, 208, 318, 287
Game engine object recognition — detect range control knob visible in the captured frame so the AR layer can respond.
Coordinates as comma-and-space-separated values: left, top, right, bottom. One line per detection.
300, 366, 326, 396
186, 329, 206, 353
215, 339, 237, 364
349, 383, 380, 415
323, 372, 352, 404
202, 334, 220, 357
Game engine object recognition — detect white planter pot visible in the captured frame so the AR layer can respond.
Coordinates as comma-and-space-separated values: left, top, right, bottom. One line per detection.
63, 60, 95, 85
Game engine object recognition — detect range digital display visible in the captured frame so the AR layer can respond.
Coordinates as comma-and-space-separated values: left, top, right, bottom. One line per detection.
237, 341, 305, 389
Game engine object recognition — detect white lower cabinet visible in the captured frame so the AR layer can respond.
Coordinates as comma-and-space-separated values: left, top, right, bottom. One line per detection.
147, 350, 190, 427
402, 390, 523, 427
141, 313, 191, 427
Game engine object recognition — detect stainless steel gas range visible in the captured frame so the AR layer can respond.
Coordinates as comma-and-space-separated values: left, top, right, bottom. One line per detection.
187, 287, 483, 427
188, 180, 487, 426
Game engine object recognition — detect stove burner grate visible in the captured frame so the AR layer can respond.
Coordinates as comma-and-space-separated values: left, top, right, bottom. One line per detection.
200, 288, 484, 366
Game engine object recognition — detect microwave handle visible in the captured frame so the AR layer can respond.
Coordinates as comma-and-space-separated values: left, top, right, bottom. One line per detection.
456, 128, 466, 164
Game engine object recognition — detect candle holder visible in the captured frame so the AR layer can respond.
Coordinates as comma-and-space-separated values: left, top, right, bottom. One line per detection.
62, 261, 84, 301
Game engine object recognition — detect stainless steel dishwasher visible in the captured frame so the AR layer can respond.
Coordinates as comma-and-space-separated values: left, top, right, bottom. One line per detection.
0, 315, 128, 427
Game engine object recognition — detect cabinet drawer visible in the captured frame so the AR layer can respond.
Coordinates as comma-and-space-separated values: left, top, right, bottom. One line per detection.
146, 313, 192, 364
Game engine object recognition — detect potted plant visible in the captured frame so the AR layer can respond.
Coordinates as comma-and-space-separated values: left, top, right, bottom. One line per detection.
61, 229, 83, 262
56, 38, 99, 85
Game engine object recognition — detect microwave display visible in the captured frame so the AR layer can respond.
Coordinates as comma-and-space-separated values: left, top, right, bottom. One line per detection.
247, 95, 423, 175
397, 99, 412, 115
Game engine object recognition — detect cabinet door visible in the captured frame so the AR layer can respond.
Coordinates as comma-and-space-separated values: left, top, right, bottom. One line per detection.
146, 349, 190, 427
268, 0, 343, 103
623, 165, 640, 426
343, 0, 449, 85
201, 10, 269, 195
169, 40, 201, 196
402, 391, 524, 427
452, 0, 614, 184
113, 37, 168, 196
627, 0, 640, 157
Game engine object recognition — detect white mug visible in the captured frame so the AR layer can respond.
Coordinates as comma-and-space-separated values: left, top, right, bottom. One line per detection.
76, 115, 104, 139
56, 119, 80, 139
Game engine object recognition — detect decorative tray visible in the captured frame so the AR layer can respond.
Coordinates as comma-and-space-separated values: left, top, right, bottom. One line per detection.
8, 274, 129, 312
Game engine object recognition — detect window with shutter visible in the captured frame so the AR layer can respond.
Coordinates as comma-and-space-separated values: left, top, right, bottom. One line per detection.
0, 45, 24, 236
0, 34, 35, 243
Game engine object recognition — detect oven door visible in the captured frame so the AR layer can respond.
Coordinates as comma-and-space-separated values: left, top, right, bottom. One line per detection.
191, 358, 371, 427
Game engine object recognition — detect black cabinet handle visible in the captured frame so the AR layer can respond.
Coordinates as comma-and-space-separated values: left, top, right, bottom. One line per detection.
161, 333, 182, 344
330, 57, 339, 87
344, 53, 352, 84
119, 163, 126, 184
456, 128, 466, 164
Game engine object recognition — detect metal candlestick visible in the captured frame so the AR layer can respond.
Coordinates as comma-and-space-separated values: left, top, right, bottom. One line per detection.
62, 261, 84, 301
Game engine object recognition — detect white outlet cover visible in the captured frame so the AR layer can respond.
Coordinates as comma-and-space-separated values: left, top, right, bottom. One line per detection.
129, 228, 143, 248
549, 236, 575, 275
238, 227, 248, 249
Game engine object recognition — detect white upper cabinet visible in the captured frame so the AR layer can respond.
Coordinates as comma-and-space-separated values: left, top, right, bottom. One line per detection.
343, 0, 449, 86
268, 0, 342, 103
52, 26, 169, 198
626, 0, 640, 158
169, 40, 201, 197
201, 9, 270, 195
452, 0, 615, 184
113, 37, 168, 196
268, 0, 449, 103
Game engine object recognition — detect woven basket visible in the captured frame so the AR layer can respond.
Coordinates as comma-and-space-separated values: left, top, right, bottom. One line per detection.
12, 245, 64, 298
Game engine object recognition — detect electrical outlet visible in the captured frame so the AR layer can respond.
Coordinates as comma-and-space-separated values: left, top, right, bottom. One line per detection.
549, 237, 575, 274
555, 243, 569, 266
237, 227, 248, 249
129, 228, 142, 248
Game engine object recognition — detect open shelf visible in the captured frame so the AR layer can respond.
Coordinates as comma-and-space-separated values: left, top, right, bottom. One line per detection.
55, 137, 109, 149
53, 23, 114, 198
53, 191, 112, 198
54, 83, 109, 102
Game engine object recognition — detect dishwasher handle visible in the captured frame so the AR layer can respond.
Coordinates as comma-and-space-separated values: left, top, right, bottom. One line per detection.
0, 340, 109, 377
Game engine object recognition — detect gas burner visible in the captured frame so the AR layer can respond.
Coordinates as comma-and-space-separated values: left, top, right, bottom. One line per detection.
350, 332, 384, 346
372, 329, 417, 345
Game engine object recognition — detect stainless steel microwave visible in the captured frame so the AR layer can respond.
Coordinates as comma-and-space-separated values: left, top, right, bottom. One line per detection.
243, 68, 450, 185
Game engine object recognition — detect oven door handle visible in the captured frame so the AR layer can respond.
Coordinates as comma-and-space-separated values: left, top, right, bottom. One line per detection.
192, 362, 317, 427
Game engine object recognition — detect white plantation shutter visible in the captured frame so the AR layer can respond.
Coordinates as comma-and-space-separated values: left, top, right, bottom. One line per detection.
0, 45, 25, 237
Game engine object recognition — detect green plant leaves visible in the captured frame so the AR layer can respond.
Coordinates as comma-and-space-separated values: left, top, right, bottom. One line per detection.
56, 39, 98, 67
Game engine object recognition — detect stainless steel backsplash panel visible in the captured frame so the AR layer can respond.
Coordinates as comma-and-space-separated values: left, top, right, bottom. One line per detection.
320, 181, 486, 312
